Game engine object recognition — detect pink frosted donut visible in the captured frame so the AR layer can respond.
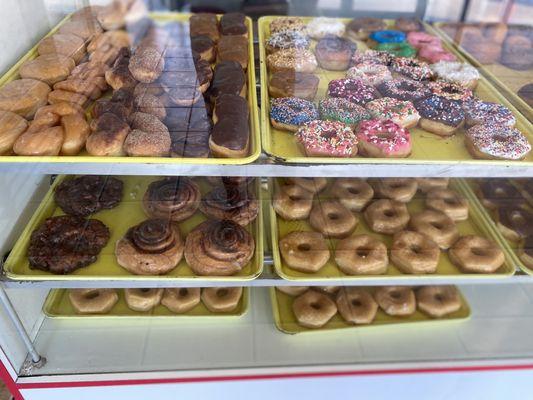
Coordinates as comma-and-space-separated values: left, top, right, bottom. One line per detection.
419, 45, 457, 63
407, 31, 441, 49
356, 119, 412, 158
327, 78, 379, 105
296, 120, 358, 157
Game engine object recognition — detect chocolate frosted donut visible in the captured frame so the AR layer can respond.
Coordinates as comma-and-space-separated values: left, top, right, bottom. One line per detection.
28, 215, 110, 274
170, 131, 210, 158
315, 37, 356, 71
378, 78, 431, 102
184, 219, 255, 276
54, 176, 123, 217
478, 179, 525, 209
199, 185, 259, 226
394, 18, 423, 32
497, 205, 533, 242
347, 18, 386, 40
517, 83, 533, 107
268, 71, 319, 100
142, 177, 201, 221
220, 13, 247, 36
327, 78, 379, 105
209, 61, 246, 100
415, 95, 465, 135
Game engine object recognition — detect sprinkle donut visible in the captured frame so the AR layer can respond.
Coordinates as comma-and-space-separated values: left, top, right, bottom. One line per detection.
391, 57, 433, 81
430, 61, 480, 89
270, 97, 319, 132
463, 99, 516, 127
318, 97, 371, 128
346, 63, 393, 86
266, 30, 310, 53
377, 78, 431, 102
465, 124, 531, 160
267, 48, 318, 73
327, 78, 379, 105
365, 97, 420, 128
269, 17, 306, 35
428, 80, 473, 102
356, 119, 412, 158
407, 31, 441, 49
414, 95, 465, 136
296, 120, 358, 157
376, 42, 417, 58
351, 50, 394, 66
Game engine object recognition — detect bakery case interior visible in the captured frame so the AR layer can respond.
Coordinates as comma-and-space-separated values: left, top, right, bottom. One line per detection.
0, 0, 532, 397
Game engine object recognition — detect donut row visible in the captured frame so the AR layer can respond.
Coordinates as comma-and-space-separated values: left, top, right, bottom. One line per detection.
276, 285, 463, 329
274, 177, 506, 275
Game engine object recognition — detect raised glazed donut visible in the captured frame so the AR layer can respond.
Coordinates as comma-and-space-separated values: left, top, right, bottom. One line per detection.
416, 286, 461, 318
372, 178, 418, 203
315, 37, 355, 71
69, 289, 118, 314
329, 178, 374, 212
318, 98, 371, 128
409, 209, 459, 250
365, 97, 420, 128
356, 119, 412, 158
390, 230, 440, 274
375, 286, 416, 316
309, 200, 358, 238
273, 182, 313, 220
296, 120, 358, 158
142, 178, 200, 222
465, 124, 531, 161
201, 287, 242, 312
416, 178, 449, 193
364, 199, 410, 234
270, 97, 319, 132
125, 288, 164, 312
279, 231, 330, 273
336, 288, 378, 324
449, 235, 505, 273
292, 290, 337, 328
335, 234, 388, 275
161, 288, 201, 313
286, 177, 328, 194
327, 78, 379, 106
426, 188, 469, 221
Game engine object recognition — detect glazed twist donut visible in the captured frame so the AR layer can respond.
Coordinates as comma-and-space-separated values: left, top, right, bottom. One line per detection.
449, 235, 505, 273
143, 177, 201, 222
390, 230, 440, 274
199, 185, 259, 226
375, 286, 416, 316
335, 234, 388, 275
336, 287, 378, 325
292, 290, 337, 329
416, 286, 461, 318
309, 200, 358, 238
329, 178, 374, 212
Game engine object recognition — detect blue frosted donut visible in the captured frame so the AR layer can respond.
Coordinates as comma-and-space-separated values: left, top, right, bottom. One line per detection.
369, 30, 406, 44
270, 97, 319, 131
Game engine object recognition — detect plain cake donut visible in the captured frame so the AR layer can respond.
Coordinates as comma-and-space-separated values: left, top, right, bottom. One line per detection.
335, 234, 389, 275
449, 235, 505, 273
273, 182, 313, 220
416, 285, 461, 318
329, 178, 374, 212
292, 290, 337, 329
124, 288, 163, 312
390, 231, 440, 274
372, 178, 418, 203
69, 289, 118, 314
309, 200, 358, 238
364, 199, 410, 234
279, 231, 330, 273
336, 287, 378, 325
409, 209, 459, 250
202, 287, 243, 313
426, 188, 469, 221
161, 288, 201, 313
375, 286, 416, 316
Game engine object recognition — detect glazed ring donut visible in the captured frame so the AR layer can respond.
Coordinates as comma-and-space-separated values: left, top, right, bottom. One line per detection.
416, 178, 449, 193
390, 230, 440, 274
309, 200, 358, 238
276, 286, 309, 296
68, 289, 119, 314
364, 199, 410, 234
496, 206, 533, 242
273, 182, 314, 220
286, 177, 328, 194
329, 178, 374, 212
449, 235, 505, 273
334, 234, 389, 275
374, 286, 416, 316
416, 285, 461, 318
336, 287, 378, 325
409, 210, 459, 250
426, 188, 469, 221
279, 231, 330, 273
201, 287, 243, 313
372, 178, 418, 203
292, 290, 337, 328
161, 288, 201, 313
124, 288, 164, 312
317, 286, 340, 295
519, 235, 533, 269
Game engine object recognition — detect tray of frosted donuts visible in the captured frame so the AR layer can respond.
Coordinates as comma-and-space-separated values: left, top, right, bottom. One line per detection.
269, 177, 516, 281
3, 175, 263, 281
43, 287, 248, 318
271, 285, 470, 334
258, 16, 533, 165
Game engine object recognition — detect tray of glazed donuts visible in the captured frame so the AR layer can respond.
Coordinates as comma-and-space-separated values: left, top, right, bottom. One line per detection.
43, 287, 248, 318
258, 16, 533, 165
271, 285, 470, 334
3, 175, 263, 281
270, 177, 516, 281
0, 5, 260, 164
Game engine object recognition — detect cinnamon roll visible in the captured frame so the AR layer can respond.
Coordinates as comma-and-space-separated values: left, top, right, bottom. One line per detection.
115, 218, 184, 275
199, 185, 259, 226
184, 219, 255, 276
142, 177, 200, 222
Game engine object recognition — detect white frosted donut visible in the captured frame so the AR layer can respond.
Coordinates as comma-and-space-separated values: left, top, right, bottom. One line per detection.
430, 61, 480, 89
307, 17, 346, 40
347, 63, 392, 86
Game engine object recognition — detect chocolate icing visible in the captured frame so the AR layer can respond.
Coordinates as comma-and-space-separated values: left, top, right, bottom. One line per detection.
170, 131, 210, 157
220, 13, 247, 36
414, 95, 465, 126
217, 36, 248, 66
210, 61, 245, 99
215, 94, 249, 120
315, 37, 356, 57
191, 35, 214, 54
211, 115, 249, 150
479, 179, 524, 207
498, 206, 533, 239
347, 18, 386, 33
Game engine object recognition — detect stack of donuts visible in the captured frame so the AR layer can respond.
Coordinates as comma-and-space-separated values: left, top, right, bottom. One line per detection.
276, 285, 464, 329
274, 177, 506, 276
265, 16, 531, 161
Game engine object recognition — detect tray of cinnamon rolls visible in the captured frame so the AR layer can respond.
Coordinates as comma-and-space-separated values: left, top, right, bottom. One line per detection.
271, 285, 470, 334
270, 177, 516, 281
3, 175, 263, 281
258, 16, 532, 165
43, 287, 248, 318
0, 4, 260, 164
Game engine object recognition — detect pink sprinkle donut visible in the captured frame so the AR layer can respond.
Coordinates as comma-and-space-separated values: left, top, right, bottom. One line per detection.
296, 120, 358, 157
365, 97, 420, 128
465, 123, 531, 160
418, 45, 457, 63
327, 78, 379, 105
356, 119, 412, 158
346, 63, 393, 86
407, 31, 441, 49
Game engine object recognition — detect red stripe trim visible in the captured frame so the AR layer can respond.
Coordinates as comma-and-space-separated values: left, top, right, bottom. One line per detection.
17, 363, 533, 390
0, 360, 24, 400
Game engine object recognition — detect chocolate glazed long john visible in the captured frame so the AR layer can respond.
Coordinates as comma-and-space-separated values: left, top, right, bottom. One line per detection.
142, 177, 201, 221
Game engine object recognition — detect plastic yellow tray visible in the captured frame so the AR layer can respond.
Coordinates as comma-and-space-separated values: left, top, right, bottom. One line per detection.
269, 178, 516, 281
430, 22, 532, 120
0, 12, 260, 165
270, 287, 470, 334
43, 288, 249, 319
4, 175, 264, 281
258, 16, 533, 165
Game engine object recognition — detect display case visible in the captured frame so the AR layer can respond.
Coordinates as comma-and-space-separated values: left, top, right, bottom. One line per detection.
0, 1, 532, 399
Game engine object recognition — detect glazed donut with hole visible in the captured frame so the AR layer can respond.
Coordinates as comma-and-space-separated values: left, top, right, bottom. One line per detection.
317, 286, 340, 295
309, 200, 358, 239
409, 209, 459, 250
449, 235, 505, 273
161, 288, 201, 313
286, 177, 328, 194
426, 188, 469, 221
416, 286, 461, 318
336, 287, 378, 325
273, 182, 314, 220
124, 288, 164, 312
201, 287, 243, 313
329, 178, 374, 212
372, 178, 418, 203
364, 199, 410, 235
69, 289, 119, 314
416, 178, 449, 193
292, 290, 337, 328
390, 230, 440, 274
374, 286, 416, 316
335, 234, 389, 275
279, 231, 330, 273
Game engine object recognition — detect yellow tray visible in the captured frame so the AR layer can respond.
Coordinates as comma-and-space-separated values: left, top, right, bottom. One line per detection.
258, 16, 533, 165
270, 287, 470, 334
4, 175, 264, 281
43, 288, 249, 319
430, 22, 532, 121
269, 178, 516, 281
0, 12, 260, 165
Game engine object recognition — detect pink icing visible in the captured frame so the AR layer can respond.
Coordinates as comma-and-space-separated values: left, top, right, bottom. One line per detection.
419, 45, 457, 63
407, 31, 441, 49
296, 120, 357, 157
356, 119, 412, 156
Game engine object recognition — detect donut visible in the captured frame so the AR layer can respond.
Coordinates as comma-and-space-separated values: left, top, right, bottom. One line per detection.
307, 17, 345, 39
391, 57, 433, 81
286, 177, 328, 194
68, 289, 118, 314
496, 205, 533, 242
125, 288, 164, 312
428, 80, 473, 102
390, 230, 440, 274
364, 199, 410, 234
201, 287, 242, 313
336, 288, 378, 325
430, 61, 480, 89
519, 235, 533, 269
346, 18, 386, 40
273, 182, 313, 220
266, 48, 317, 73
269, 97, 319, 132
279, 231, 330, 273
315, 37, 356, 71
161, 288, 201, 313
335, 234, 388, 275
516, 180, 533, 206
372, 178, 418, 203
407, 31, 441, 49
276, 286, 309, 296
365, 97, 420, 128
416, 286, 461, 318
318, 98, 371, 128
369, 30, 406, 44
409, 209, 459, 250
517, 83, 533, 107
465, 124, 531, 160
477, 179, 524, 210
416, 178, 449, 193
346, 63, 393, 86
414, 95, 465, 136
377, 78, 431, 102
449, 235, 505, 273
327, 78, 379, 106
295, 120, 358, 158
375, 42, 417, 58
426, 188, 469, 221
394, 18, 423, 32
463, 99, 516, 127
292, 290, 337, 329
317, 286, 340, 295
266, 30, 310, 53
375, 286, 416, 316
142, 178, 200, 222
199, 185, 259, 226
269, 17, 306, 35
268, 71, 320, 100
418, 45, 456, 63
351, 50, 394, 66
309, 200, 358, 239
356, 119, 412, 158
329, 178, 374, 212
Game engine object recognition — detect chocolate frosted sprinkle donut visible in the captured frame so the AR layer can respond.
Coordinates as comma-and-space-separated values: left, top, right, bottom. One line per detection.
465, 124, 531, 160
142, 177, 200, 222
429, 80, 473, 102
199, 185, 259, 226
391, 57, 433, 81
266, 30, 310, 53
377, 78, 430, 102
415, 95, 465, 127
351, 50, 394, 66
327, 78, 379, 105
463, 98, 516, 127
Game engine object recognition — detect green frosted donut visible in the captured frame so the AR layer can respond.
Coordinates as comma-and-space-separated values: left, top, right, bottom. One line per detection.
376, 42, 416, 58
